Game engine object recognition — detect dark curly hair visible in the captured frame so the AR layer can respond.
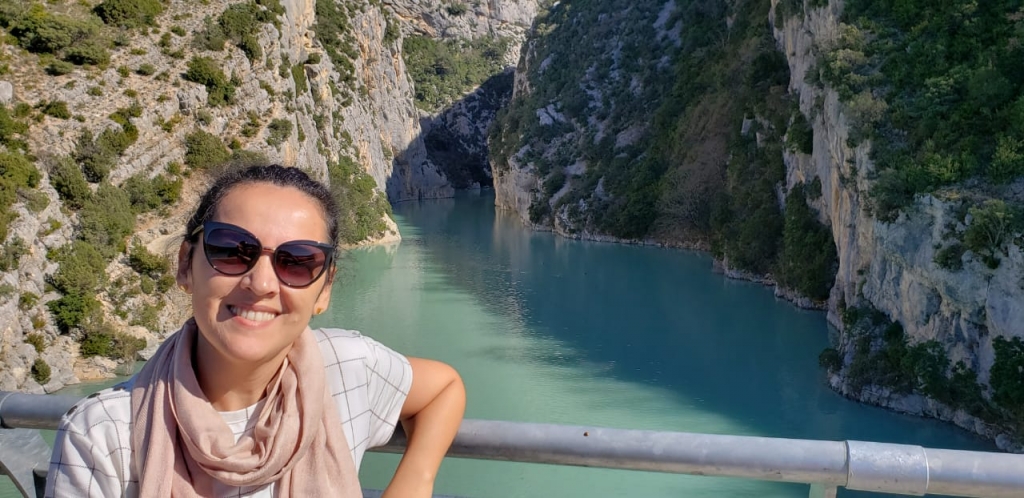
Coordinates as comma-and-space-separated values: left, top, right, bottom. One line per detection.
184, 164, 340, 250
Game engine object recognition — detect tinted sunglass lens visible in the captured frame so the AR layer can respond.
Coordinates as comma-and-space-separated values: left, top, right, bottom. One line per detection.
205, 228, 260, 275
274, 243, 328, 287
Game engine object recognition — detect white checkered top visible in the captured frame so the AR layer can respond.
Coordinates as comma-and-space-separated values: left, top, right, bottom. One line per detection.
45, 328, 413, 497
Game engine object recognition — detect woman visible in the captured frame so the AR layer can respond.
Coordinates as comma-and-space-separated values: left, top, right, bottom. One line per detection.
46, 165, 466, 497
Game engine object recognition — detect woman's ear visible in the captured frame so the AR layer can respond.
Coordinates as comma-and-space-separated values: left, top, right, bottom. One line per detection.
176, 240, 193, 292
313, 267, 335, 315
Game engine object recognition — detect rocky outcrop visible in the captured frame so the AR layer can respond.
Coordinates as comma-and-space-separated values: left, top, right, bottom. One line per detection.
386, 0, 537, 65
425, 71, 515, 189
1, 0, 536, 390
773, 0, 1024, 448
491, 0, 1022, 446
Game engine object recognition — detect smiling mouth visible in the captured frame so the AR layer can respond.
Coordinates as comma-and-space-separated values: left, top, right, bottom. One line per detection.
228, 305, 279, 322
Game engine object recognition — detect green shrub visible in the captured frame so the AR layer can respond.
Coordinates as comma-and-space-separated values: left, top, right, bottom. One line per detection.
818, 347, 841, 373
20, 187, 49, 213
266, 118, 292, 147
786, 111, 813, 154
933, 242, 965, 271
87, 86, 104, 97
6, 5, 106, 65
130, 302, 162, 330
156, 273, 175, 293
241, 111, 261, 137
51, 241, 107, 295
48, 292, 101, 333
48, 156, 91, 209
196, 109, 214, 126
31, 312, 47, 330
194, 16, 227, 51
0, 237, 28, 271
0, 152, 41, 237
40, 100, 71, 120
0, 105, 28, 148
184, 129, 231, 170
402, 35, 509, 111
991, 337, 1024, 424
11, 104, 31, 119
18, 291, 38, 311
170, 25, 186, 37
313, 0, 358, 93
128, 241, 169, 278
446, 3, 468, 16
327, 156, 391, 244
777, 183, 838, 300
25, 333, 46, 353
31, 358, 51, 384
989, 136, 1024, 185
291, 64, 307, 94
140, 275, 155, 294
216, 2, 282, 62
41, 218, 62, 236
116, 65, 130, 77
123, 173, 181, 213
840, 1, 1024, 215
305, 53, 321, 64
80, 322, 146, 360
94, 0, 164, 28
962, 200, 1022, 269
75, 130, 115, 183
184, 56, 235, 106
78, 182, 134, 258
46, 60, 75, 75
64, 40, 111, 66
0, 152, 41, 188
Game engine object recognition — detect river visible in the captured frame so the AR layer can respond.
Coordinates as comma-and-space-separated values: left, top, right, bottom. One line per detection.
322, 192, 993, 498
8, 192, 992, 497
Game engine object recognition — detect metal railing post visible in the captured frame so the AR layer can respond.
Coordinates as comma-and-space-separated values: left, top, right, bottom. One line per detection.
808, 483, 838, 498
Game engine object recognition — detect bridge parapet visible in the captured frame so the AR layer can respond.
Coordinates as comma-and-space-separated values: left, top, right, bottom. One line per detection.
2, 391, 1023, 498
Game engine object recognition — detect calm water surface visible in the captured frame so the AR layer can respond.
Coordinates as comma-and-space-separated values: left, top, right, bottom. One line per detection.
322, 192, 993, 498
6, 193, 992, 498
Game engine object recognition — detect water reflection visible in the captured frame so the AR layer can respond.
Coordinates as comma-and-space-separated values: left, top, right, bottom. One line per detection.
324, 192, 994, 498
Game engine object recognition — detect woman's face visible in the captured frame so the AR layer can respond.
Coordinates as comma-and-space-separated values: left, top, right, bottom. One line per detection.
177, 182, 334, 368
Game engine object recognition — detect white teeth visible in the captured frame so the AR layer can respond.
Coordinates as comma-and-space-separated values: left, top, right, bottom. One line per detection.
229, 306, 277, 322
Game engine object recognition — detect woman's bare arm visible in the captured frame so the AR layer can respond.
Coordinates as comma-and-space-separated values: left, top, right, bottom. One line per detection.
383, 357, 466, 498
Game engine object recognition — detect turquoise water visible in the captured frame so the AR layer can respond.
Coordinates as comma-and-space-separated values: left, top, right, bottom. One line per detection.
323, 192, 993, 498
5, 192, 993, 497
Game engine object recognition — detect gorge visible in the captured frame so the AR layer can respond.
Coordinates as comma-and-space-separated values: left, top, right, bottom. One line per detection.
0, 0, 1022, 453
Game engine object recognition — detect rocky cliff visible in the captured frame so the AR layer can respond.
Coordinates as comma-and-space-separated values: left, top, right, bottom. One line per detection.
773, 0, 1024, 449
0, 0, 533, 392
490, 0, 1024, 447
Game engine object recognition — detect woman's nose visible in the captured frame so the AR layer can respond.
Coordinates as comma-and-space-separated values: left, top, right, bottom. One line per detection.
241, 253, 280, 295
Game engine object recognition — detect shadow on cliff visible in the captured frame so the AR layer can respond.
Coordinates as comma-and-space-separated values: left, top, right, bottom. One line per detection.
384, 71, 513, 201
386, 193, 996, 462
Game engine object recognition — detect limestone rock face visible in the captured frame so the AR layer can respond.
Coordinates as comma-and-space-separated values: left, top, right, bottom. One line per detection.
773, 0, 1024, 448
493, 146, 539, 225
0, 80, 13, 104
386, 0, 538, 64
425, 71, 514, 189
0, 0, 531, 391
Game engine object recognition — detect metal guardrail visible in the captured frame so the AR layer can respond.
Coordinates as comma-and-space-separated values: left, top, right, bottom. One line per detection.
2, 391, 1024, 498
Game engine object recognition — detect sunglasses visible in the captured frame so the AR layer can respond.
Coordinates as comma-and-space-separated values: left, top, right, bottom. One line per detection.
191, 221, 336, 288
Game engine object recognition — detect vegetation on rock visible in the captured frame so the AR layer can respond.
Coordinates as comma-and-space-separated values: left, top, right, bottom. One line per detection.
403, 35, 509, 112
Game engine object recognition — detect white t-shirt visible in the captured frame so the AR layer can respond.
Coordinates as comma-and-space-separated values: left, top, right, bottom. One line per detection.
45, 328, 413, 497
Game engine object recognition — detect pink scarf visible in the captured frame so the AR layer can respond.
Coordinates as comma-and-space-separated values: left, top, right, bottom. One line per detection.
130, 319, 362, 497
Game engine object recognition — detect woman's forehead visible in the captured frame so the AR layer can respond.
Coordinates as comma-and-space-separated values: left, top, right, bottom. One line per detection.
213, 183, 330, 240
